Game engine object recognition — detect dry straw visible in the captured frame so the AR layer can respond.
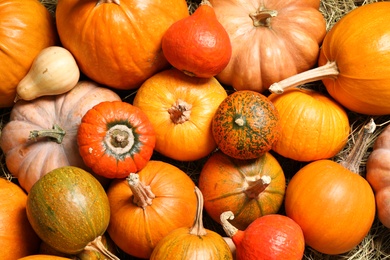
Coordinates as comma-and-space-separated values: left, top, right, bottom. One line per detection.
1, 0, 390, 259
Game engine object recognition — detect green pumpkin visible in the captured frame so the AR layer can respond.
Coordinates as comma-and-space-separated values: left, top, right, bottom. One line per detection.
26, 166, 111, 255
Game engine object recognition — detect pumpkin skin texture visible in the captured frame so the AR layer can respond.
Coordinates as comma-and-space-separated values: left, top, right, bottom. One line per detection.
209, 0, 326, 93
26, 166, 111, 255
133, 68, 228, 161
55, 0, 189, 90
0, 178, 41, 260
268, 88, 349, 162
0, 81, 121, 192
285, 160, 376, 255
107, 160, 198, 259
77, 101, 156, 179
221, 212, 305, 260
270, 2, 390, 115
150, 187, 233, 260
212, 90, 280, 160
0, 0, 57, 108
366, 124, 390, 228
162, 0, 232, 78
198, 150, 285, 230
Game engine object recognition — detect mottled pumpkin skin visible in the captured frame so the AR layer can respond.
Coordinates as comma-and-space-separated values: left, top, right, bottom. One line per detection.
26, 166, 111, 255
0, 178, 41, 260
212, 90, 280, 159
199, 150, 285, 230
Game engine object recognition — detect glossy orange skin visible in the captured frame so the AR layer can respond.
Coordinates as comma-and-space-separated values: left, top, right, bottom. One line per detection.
210, 0, 326, 93
107, 160, 198, 259
367, 125, 390, 228
56, 0, 189, 90
233, 214, 305, 260
319, 2, 390, 115
285, 160, 376, 255
0, 81, 121, 192
198, 150, 286, 230
162, 1, 232, 78
268, 88, 350, 162
0, 179, 41, 260
212, 90, 280, 159
133, 68, 227, 161
0, 0, 57, 107
77, 101, 156, 179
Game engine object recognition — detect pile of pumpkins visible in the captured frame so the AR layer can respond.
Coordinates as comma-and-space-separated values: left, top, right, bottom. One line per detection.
1, 0, 390, 259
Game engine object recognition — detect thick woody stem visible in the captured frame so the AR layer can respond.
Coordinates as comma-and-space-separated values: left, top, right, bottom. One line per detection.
244, 175, 271, 199
29, 124, 66, 144
220, 211, 238, 238
84, 236, 120, 260
168, 99, 192, 124
189, 187, 208, 236
127, 173, 156, 209
249, 8, 278, 27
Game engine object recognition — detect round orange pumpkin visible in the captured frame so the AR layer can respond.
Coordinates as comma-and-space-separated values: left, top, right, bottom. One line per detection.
77, 101, 156, 179
268, 88, 350, 162
212, 90, 280, 160
132, 68, 228, 161
107, 160, 198, 259
0, 81, 121, 192
198, 150, 286, 230
0, 178, 41, 260
209, 0, 326, 93
270, 2, 390, 115
0, 0, 57, 108
55, 0, 189, 90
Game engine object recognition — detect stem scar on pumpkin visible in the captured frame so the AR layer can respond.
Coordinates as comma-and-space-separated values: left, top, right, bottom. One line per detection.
127, 173, 156, 209
168, 99, 192, 124
244, 175, 271, 199
104, 124, 134, 153
249, 8, 278, 27
28, 124, 66, 144
96, 0, 120, 7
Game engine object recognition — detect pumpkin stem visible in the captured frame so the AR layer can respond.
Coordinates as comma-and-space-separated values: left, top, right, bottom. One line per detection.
127, 173, 156, 209
96, 0, 120, 6
105, 124, 135, 153
249, 8, 278, 27
28, 124, 66, 144
189, 187, 208, 236
269, 61, 339, 94
84, 236, 120, 260
220, 211, 238, 238
168, 99, 192, 124
235, 117, 245, 127
340, 118, 376, 174
244, 175, 271, 199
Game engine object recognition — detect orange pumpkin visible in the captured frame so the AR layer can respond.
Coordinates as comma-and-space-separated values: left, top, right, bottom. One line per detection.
284, 119, 376, 255
366, 124, 390, 228
0, 81, 121, 192
270, 2, 390, 115
133, 68, 227, 161
77, 101, 156, 179
56, 0, 189, 90
0, 0, 57, 107
212, 90, 280, 159
107, 161, 198, 259
209, 0, 326, 93
198, 150, 286, 230
268, 88, 350, 162
0, 178, 41, 260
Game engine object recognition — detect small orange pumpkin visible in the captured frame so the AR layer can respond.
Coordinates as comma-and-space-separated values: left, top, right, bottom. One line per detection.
198, 150, 286, 230
133, 68, 228, 161
268, 88, 350, 162
212, 90, 280, 160
77, 101, 156, 179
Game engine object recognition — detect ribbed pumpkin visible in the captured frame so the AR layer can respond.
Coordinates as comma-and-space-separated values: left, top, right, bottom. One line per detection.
56, 0, 189, 90
212, 90, 280, 160
0, 0, 57, 108
199, 150, 285, 230
284, 119, 376, 255
0, 81, 121, 192
133, 68, 227, 161
150, 187, 233, 260
77, 101, 156, 179
107, 161, 198, 259
0, 178, 41, 260
269, 2, 390, 115
26, 166, 116, 259
268, 88, 350, 162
